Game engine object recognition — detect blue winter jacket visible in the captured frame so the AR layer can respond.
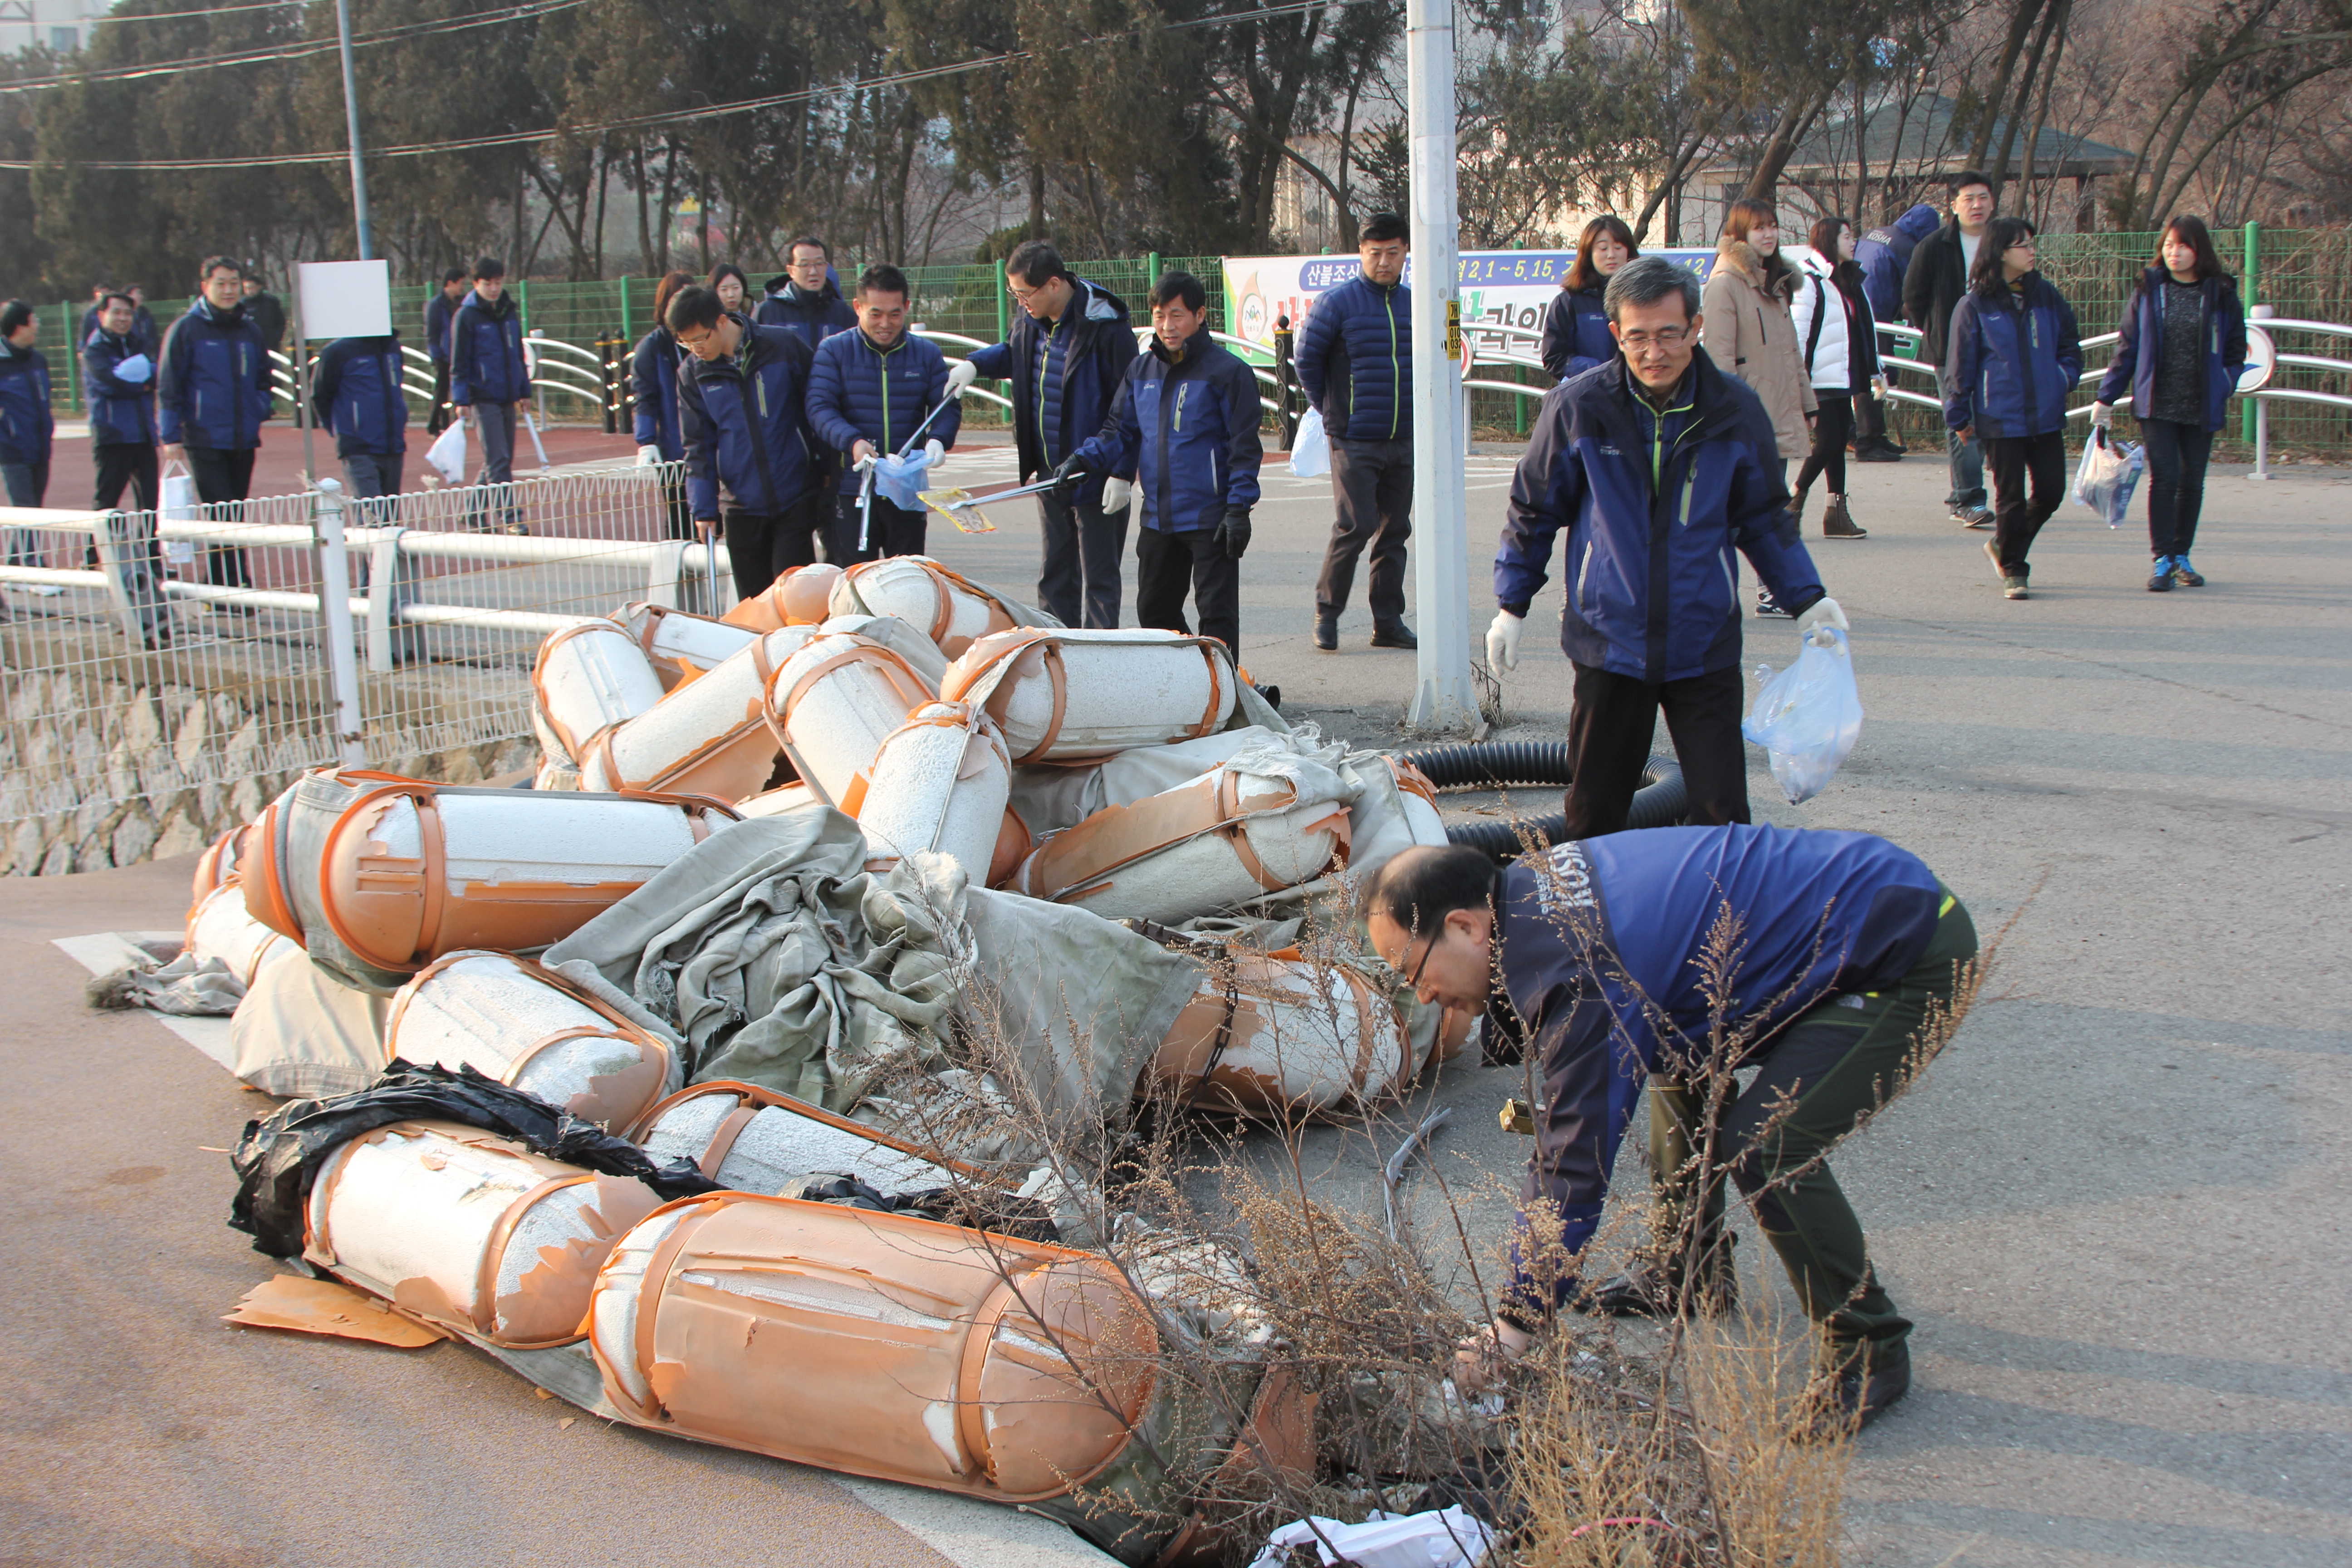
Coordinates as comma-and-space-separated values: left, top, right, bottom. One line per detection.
310, 334, 410, 458
1495, 353, 1823, 683
0, 340, 54, 466
83, 329, 157, 448
423, 290, 462, 365
630, 327, 685, 461
1296, 273, 1411, 443
2095, 266, 2248, 433
1495, 825, 1947, 1318
967, 277, 1138, 506
156, 298, 271, 451
754, 277, 856, 355
806, 328, 960, 462
1942, 273, 2082, 440
1856, 204, 1940, 325
1074, 330, 1263, 534
449, 289, 529, 407
1539, 284, 1614, 383
675, 318, 819, 520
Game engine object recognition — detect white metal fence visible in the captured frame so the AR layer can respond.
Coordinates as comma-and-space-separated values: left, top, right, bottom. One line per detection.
0, 462, 727, 838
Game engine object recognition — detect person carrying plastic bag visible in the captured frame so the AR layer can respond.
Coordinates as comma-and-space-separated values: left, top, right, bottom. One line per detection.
1286, 407, 1329, 478
1743, 622, 1863, 804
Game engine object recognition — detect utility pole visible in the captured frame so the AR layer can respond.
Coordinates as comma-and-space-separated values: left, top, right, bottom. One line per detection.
1405, 0, 1475, 730
335, 0, 374, 260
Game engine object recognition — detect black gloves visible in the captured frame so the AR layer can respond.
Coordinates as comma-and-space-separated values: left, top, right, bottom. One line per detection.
1049, 454, 1093, 497
1216, 507, 1252, 560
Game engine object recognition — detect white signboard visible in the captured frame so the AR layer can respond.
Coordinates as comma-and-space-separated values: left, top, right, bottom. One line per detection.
295, 259, 393, 341
1222, 247, 1717, 360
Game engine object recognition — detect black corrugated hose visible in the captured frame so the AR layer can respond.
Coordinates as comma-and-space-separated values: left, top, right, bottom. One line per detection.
1393, 741, 1688, 861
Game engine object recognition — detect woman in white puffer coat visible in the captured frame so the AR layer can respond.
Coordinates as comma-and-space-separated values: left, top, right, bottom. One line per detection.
1789, 216, 1886, 540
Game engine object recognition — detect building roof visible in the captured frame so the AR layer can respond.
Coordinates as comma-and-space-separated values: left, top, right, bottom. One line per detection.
1781, 93, 2136, 179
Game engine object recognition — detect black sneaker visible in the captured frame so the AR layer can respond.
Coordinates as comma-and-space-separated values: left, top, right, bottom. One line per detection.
1313, 616, 1338, 652
1808, 1339, 1912, 1436
1370, 623, 1418, 649
1576, 1236, 1738, 1318
1853, 439, 1904, 463
1756, 588, 1792, 618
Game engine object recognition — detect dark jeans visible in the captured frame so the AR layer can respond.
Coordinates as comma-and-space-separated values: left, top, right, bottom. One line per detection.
1646, 891, 1978, 1363
1562, 660, 1749, 837
187, 446, 255, 587
2139, 417, 2212, 559
1039, 489, 1128, 628
1794, 392, 1853, 497
1317, 436, 1411, 627
1983, 430, 2067, 577
722, 495, 825, 602
829, 491, 926, 564
3, 460, 49, 571
426, 360, 452, 435
94, 443, 158, 513
1136, 524, 1239, 658
1932, 370, 1986, 510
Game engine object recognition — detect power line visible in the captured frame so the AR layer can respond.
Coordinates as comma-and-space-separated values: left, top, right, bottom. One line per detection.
78, 0, 306, 22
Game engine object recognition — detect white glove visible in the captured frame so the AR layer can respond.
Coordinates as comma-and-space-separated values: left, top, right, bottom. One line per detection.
1486, 609, 1524, 672
923, 439, 945, 465
1101, 476, 1132, 513
1869, 374, 1887, 401
945, 360, 979, 393
116, 353, 153, 384
2090, 401, 2113, 429
1793, 595, 1848, 647
635, 444, 659, 466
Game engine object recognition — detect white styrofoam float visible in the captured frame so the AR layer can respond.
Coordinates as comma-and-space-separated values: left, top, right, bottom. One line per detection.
613, 602, 762, 691
942, 628, 1236, 764
827, 556, 1021, 659
530, 619, 668, 761
815, 612, 950, 691
722, 563, 842, 632
1005, 755, 1352, 918
855, 701, 1021, 883
186, 879, 297, 987
631, 1080, 962, 1196
578, 625, 817, 801
384, 950, 680, 1131
1382, 755, 1451, 848
761, 633, 935, 808
240, 769, 735, 993
305, 1119, 664, 1348
191, 823, 251, 907
1144, 953, 1419, 1120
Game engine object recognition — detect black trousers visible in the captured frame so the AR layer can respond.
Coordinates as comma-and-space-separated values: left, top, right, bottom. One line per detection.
188, 446, 255, 588
658, 466, 696, 543
721, 495, 824, 602
1562, 661, 1749, 837
94, 442, 159, 513
2139, 417, 2212, 560
1853, 378, 1891, 446
1038, 490, 1128, 628
1983, 430, 2067, 577
1794, 392, 1852, 497
1136, 525, 1239, 659
426, 360, 453, 434
1317, 436, 1411, 626
829, 492, 927, 564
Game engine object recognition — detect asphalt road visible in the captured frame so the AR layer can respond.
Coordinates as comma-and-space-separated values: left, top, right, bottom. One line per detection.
6, 427, 2346, 1567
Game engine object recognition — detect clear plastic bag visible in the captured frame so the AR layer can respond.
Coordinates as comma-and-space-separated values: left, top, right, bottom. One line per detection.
2071, 426, 2144, 528
872, 446, 940, 509
1743, 627, 1863, 805
424, 420, 467, 485
1288, 407, 1330, 478
158, 458, 198, 565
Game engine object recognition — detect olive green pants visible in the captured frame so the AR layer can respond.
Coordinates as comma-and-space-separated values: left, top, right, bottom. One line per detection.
1647, 890, 1978, 1362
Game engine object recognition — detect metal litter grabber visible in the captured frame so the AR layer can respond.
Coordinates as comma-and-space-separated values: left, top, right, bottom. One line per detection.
915, 476, 1059, 535
860, 392, 963, 552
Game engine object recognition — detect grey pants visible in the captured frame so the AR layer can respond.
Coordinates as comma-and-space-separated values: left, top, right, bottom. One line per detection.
1038, 489, 1129, 628
462, 403, 521, 530
1317, 437, 1412, 625
341, 451, 403, 530
1932, 369, 1986, 510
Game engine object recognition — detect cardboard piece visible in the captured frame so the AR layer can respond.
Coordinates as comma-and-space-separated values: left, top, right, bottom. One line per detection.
295, 260, 393, 341
224, 1273, 449, 1348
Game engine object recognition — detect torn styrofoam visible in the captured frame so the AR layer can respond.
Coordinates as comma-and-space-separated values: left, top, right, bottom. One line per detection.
1248, 1507, 1496, 1568
856, 701, 1017, 884
632, 1081, 960, 1197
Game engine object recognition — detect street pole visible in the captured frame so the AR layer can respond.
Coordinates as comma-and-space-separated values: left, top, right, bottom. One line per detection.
335, 0, 374, 260
1405, 0, 1475, 730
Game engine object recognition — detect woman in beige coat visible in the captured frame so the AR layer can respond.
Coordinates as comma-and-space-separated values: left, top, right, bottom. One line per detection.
1701, 197, 1816, 614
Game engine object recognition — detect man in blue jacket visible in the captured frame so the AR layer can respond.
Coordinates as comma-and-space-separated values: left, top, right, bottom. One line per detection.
806, 264, 959, 563
756, 237, 857, 353
1296, 211, 1417, 651
669, 284, 822, 601
1488, 255, 1845, 834
311, 331, 409, 518
422, 267, 466, 435
449, 256, 529, 533
0, 302, 54, 527
957, 240, 1138, 628
1852, 203, 1939, 462
83, 292, 159, 514
1367, 830, 1978, 1430
158, 255, 273, 592
1059, 271, 1262, 658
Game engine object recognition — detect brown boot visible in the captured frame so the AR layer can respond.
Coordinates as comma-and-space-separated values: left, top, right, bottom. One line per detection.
1789, 485, 1811, 529
1822, 493, 1868, 539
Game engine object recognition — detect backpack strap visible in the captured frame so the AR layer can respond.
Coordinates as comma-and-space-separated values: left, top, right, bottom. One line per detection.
1805, 275, 1829, 372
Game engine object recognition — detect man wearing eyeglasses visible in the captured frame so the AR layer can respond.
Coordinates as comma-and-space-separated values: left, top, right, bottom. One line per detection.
668, 284, 822, 602
1487, 255, 1845, 836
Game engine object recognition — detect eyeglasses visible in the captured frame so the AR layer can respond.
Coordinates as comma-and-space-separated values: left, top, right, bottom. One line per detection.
1009, 283, 1042, 303
1399, 928, 1443, 992
1618, 327, 1692, 351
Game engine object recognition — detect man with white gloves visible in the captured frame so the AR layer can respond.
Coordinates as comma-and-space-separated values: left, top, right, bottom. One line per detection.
806, 263, 961, 563
1491, 255, 1846, 834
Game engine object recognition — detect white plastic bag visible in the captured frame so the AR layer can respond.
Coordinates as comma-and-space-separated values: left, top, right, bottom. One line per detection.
158, 459, 198, 566
424, 420, 467, 485
872, 446, 940, 509
1249, 1507, 1495, 1568
1742, 627, 1863, 805
1288, 407, 1330, 478
2070, 426, 2144, 528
